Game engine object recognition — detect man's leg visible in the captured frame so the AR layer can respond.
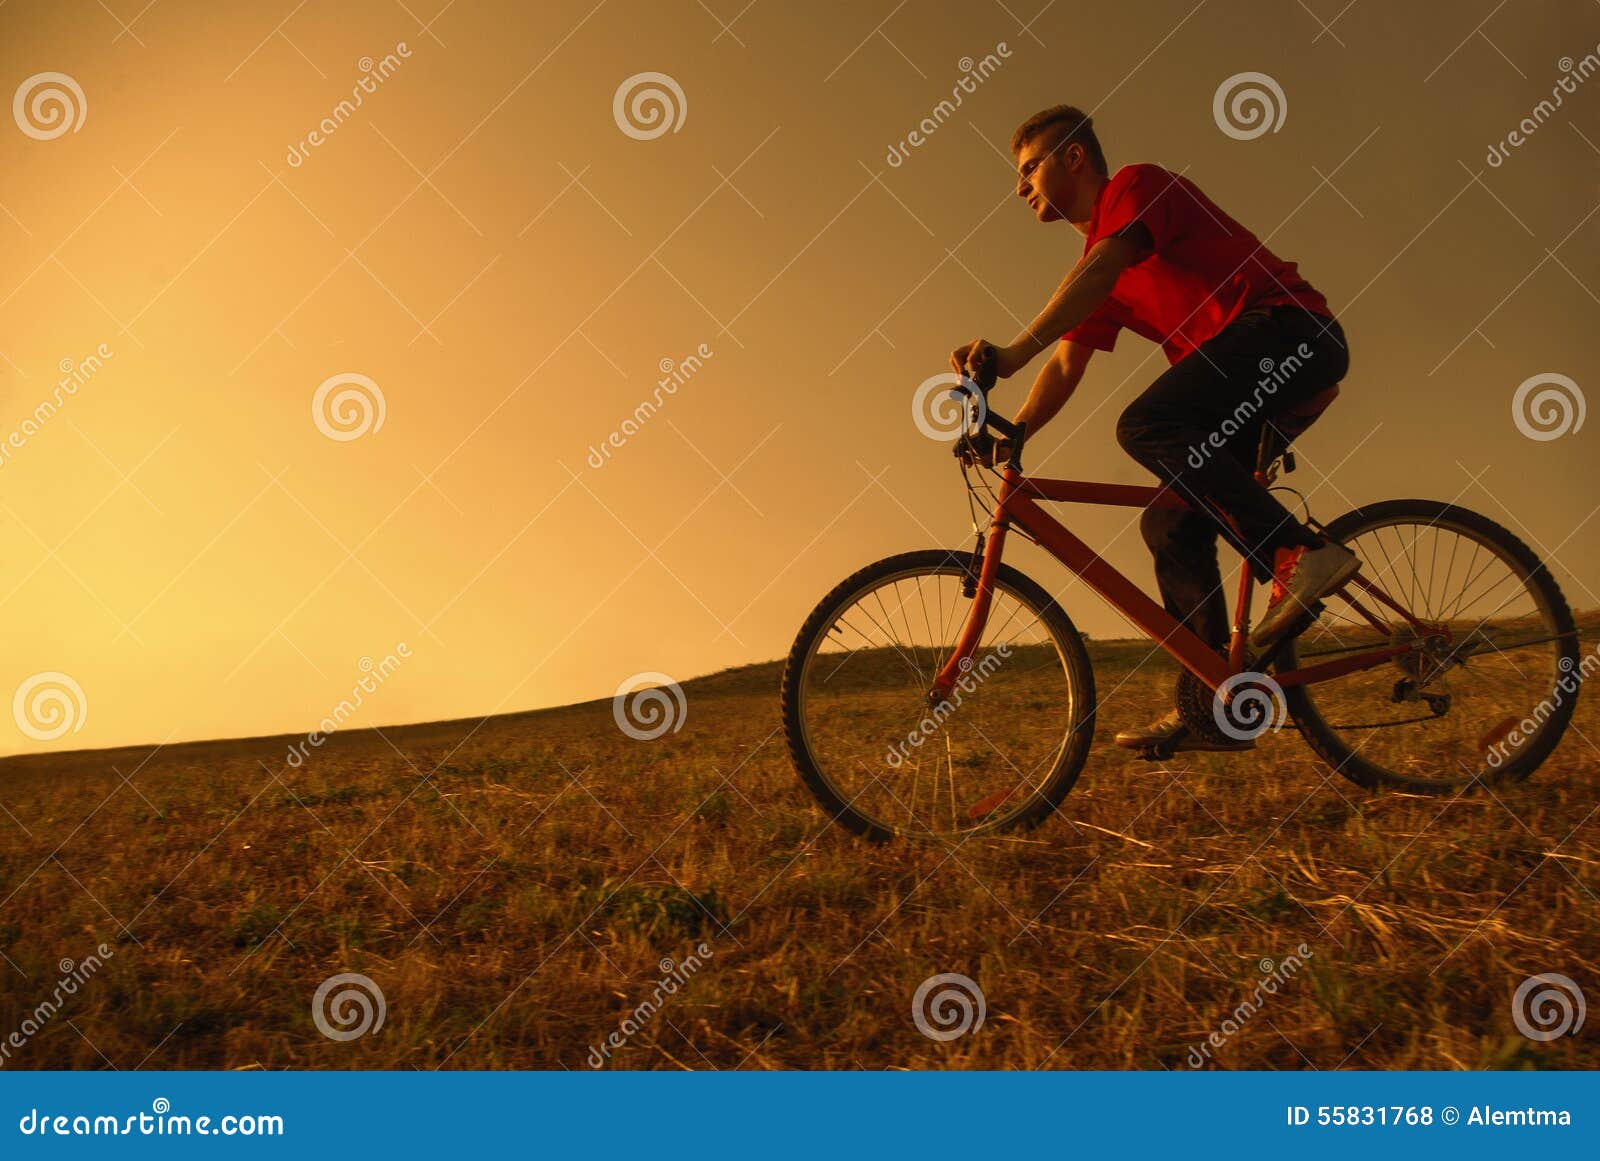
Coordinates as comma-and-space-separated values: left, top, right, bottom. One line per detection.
1116, 307, 1349, 573
1139, 506, 1229, 651
1112, 308, 1355, 750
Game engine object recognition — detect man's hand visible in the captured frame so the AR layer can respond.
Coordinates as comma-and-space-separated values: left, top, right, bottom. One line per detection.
948, 340, 1030, 383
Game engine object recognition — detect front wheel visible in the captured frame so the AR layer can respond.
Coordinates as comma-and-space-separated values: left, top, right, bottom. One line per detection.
1280, 500, 1580, 792
781, 549, 1095, 840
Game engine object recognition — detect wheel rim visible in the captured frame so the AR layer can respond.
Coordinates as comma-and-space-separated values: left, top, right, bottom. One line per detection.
794, 563, 1082, 837
1285, 513, 1577, 788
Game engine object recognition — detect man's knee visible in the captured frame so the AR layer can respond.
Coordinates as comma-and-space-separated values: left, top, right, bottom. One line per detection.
1141, 506, 1216, 558
1116, 399, 1162, 459
1139, 506, 1186, 554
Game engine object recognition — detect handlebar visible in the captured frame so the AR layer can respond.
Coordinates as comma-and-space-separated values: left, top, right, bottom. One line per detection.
952, 345, 1026, 471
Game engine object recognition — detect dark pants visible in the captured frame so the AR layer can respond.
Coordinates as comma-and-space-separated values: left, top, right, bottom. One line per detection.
1115, 306, 1350, 650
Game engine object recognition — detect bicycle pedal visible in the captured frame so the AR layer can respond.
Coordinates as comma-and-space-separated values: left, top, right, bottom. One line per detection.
1136, 742, 1176, 762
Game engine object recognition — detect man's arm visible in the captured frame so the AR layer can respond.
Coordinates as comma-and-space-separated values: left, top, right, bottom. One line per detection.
1014, 340, 1094, 435
1004, 230, 1145, 367
948, 227, 1148, 381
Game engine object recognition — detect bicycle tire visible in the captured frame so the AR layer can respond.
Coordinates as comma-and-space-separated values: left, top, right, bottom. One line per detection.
1280, 499, 1580, 791
780, 549, 1096, 840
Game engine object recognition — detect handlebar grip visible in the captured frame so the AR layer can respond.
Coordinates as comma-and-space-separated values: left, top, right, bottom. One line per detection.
966, 344, 999, 393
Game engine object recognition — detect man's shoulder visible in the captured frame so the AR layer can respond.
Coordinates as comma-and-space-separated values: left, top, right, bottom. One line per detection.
1108, 162, 1177, 187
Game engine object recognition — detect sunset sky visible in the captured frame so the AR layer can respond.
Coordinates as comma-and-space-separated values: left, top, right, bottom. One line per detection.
1, 0, 1594, 754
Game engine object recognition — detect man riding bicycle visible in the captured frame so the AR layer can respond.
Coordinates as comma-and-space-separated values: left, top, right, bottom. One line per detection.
950, 105, 1359, 755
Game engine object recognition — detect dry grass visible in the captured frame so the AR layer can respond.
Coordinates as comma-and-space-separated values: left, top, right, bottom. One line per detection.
2, 620, 1597, 1071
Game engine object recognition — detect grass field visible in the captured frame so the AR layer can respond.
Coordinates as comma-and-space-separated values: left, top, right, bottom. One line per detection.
2, 617, 1597, 1071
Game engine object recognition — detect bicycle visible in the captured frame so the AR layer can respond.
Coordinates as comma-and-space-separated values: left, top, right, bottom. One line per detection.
780, 361, 1581, 841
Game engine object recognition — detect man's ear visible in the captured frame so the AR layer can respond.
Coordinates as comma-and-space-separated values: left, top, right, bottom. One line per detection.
1062, 141, 1085, 172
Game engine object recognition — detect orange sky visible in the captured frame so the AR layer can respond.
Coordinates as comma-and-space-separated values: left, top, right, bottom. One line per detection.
1, 0, 1595, 754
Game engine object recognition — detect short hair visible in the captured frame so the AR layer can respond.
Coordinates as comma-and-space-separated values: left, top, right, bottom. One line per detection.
1009, 105, 1108, 175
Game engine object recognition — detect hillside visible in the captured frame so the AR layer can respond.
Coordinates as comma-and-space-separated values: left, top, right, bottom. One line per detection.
1, 628, 1596, 1070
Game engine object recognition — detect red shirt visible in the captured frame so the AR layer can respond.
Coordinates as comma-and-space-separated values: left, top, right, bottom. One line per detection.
1065, 164, 1331, 364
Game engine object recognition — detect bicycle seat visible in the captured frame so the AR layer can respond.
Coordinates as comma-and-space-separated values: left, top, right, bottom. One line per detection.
1256, 384, 1339, 475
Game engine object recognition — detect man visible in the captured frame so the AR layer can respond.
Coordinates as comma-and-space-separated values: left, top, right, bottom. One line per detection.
949, 105, 1358, 754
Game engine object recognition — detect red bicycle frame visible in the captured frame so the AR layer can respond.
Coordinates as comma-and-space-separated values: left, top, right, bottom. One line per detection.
930, 464, 1445, 701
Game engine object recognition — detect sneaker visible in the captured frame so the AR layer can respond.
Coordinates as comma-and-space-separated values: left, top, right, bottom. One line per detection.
1112, 708, 1256, 753
1250, 540, 1361, 649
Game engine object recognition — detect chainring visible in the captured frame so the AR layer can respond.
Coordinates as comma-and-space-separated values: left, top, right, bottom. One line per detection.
1175, 669, 1238, 744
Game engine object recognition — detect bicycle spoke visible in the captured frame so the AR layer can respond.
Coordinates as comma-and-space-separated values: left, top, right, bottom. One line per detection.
790, 561, 1085, 838
1285, 510, 1573, 792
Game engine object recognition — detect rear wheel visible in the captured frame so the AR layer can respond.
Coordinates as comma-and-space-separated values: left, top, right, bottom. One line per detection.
1280, 500, 1580, 791
781, 549, 1095, 840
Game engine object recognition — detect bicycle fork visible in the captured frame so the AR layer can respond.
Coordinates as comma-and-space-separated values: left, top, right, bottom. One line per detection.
929, 489, 1015, 704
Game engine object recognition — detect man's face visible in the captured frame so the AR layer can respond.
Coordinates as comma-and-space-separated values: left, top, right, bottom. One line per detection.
1014, 131, 1082, 225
